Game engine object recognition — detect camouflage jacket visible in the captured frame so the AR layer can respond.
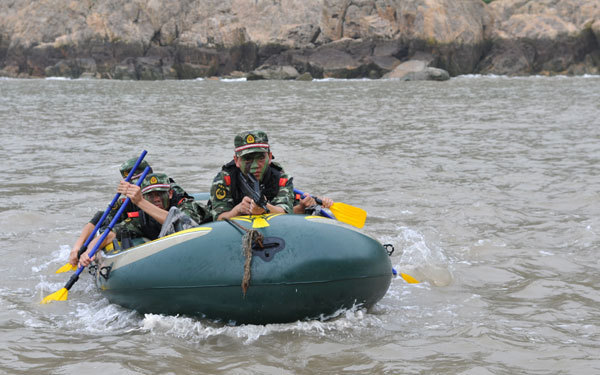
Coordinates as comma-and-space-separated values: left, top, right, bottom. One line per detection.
209, 161, 294, 220
112, 196, 209, 241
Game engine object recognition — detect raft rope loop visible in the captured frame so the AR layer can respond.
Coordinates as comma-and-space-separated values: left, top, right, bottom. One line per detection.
224, 219, 264, 296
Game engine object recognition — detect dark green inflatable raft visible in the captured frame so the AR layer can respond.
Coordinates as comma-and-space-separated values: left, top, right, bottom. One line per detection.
94, 213, 392, 325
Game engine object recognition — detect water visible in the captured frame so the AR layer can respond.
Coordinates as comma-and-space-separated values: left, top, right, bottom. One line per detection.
1, 75, 599, 374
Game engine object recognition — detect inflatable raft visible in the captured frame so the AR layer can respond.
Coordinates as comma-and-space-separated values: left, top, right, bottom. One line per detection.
94, 213, 392, 325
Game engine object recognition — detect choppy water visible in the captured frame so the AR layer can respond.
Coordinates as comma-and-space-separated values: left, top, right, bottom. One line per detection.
1, 75, 599, 374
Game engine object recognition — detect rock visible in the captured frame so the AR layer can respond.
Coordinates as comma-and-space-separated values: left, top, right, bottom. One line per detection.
45, 58, 97, 78
0, 0, 597, 79
383, 59, 449, 81
247, 65, 299, 80
295, 72, 313, 81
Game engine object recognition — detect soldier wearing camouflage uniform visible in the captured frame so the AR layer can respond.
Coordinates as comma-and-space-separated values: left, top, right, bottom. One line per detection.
111, 173, 208, 240
87, 158, 191, 229
70, 158, 194, 267
209, 130, 294, 221
79, 173, 210, 267
68, 158, 152, 267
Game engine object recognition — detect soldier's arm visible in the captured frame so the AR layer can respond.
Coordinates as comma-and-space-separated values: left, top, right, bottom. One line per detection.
209, 172, 236, 220
269, 172, 294, 213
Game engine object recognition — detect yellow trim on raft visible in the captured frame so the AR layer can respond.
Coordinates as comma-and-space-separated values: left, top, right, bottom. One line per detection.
231, 213, 284, 228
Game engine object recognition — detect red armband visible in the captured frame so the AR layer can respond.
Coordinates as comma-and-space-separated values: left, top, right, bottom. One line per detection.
127, 212, 140, 218
224, 175, 231, 186
279, 178, 288, 187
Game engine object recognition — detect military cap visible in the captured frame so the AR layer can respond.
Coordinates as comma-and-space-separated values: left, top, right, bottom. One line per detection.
234, 130, 270, 156
141, 173, 171, 194
119, 158, 152, 178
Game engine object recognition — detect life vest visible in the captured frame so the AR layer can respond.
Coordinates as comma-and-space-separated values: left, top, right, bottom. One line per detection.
221, 160, 285, 206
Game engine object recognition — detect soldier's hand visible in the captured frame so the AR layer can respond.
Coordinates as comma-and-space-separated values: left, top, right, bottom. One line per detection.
299, 195, 316, 209
78, 251, 94, 268
117, 181, 142, 204
249, 200, 266, 215
234, 196, 254, 216
68, 248, 79, 266
319, 196, 334, 209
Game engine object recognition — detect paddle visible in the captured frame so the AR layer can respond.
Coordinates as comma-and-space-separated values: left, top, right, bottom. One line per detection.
294, 188, 367, 229
55, 150, 148, 273
394, 268, 420, 284
41, 166, 151, 304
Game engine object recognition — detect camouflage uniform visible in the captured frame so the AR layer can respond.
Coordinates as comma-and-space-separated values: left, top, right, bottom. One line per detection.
209, 130, 294, 220
112, 173, 209, 241
91, 158, 189, 230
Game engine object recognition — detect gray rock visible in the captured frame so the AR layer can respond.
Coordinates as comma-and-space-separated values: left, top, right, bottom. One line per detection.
0, 0, 597, 78
295, 72, 313, 81
384, 60, 450, 81
248, 65, 299, 80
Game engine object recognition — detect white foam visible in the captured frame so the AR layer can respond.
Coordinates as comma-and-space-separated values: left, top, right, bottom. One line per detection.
45, 76, 71, 80
141, 305, 381, 344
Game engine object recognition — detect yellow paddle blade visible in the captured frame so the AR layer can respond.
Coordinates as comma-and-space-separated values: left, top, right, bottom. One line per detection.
55, 263, 77, 273
329, 202, 367, 228
40, 288, 69, 304
400, 273, 420, 284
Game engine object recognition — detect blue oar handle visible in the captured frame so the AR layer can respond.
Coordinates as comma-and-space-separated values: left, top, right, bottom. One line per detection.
77, 150, 147, 256
65, 166, 151, 291
293, 188, 334, 219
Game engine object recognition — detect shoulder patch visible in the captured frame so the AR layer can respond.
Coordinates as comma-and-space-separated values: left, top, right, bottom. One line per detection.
215, 183, 227, 200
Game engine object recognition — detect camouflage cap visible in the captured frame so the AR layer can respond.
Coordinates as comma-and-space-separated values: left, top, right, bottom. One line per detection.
141, 173, 171, 194
234, 130, 270, 156
119, 158, 152, 178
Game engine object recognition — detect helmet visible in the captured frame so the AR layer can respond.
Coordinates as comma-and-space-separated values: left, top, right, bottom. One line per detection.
119, 158, 152, 178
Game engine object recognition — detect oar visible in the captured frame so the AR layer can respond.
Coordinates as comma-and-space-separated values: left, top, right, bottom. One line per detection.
294, 188, 367, 229
56, 150, 148, 273
41, 166, 151, 304
393, 268, 420, 283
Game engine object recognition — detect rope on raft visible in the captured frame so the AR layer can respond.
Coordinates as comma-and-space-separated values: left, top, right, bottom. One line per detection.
224, 219, 264, 296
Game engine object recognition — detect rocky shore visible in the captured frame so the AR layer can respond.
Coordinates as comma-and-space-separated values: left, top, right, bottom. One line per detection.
0, 0, 598, 80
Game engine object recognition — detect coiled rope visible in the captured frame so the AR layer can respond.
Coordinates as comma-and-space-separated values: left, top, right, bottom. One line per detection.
224, 219, 264, 296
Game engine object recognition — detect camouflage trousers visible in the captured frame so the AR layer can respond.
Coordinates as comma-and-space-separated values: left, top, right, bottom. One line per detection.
158, 207, 199, 237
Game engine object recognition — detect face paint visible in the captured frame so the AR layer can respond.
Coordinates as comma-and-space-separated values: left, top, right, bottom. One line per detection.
144, 191, 169, 209
240, 153, 268, 181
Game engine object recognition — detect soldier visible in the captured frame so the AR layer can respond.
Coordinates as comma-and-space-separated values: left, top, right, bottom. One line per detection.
79, 173, 209, 267
292, 193, 334, 214
209, 130, 294, 220
68, 158, 153, 267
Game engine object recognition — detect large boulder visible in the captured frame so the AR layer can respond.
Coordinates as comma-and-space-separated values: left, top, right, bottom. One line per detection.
480, 0, 600, 75
383, 59, 450, 81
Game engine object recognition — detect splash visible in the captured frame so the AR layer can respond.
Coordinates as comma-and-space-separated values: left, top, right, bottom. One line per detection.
141, 305, 382, 344
381, 227, 453, 286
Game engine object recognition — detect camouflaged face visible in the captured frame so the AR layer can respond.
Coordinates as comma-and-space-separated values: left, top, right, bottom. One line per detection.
119, 158, 151, 177
234, 130, 270, 156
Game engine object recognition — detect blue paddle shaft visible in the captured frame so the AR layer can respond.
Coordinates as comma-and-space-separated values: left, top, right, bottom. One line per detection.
71, 166, 151, 280
79, 150, 147, 253
293, 188, 334, 219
